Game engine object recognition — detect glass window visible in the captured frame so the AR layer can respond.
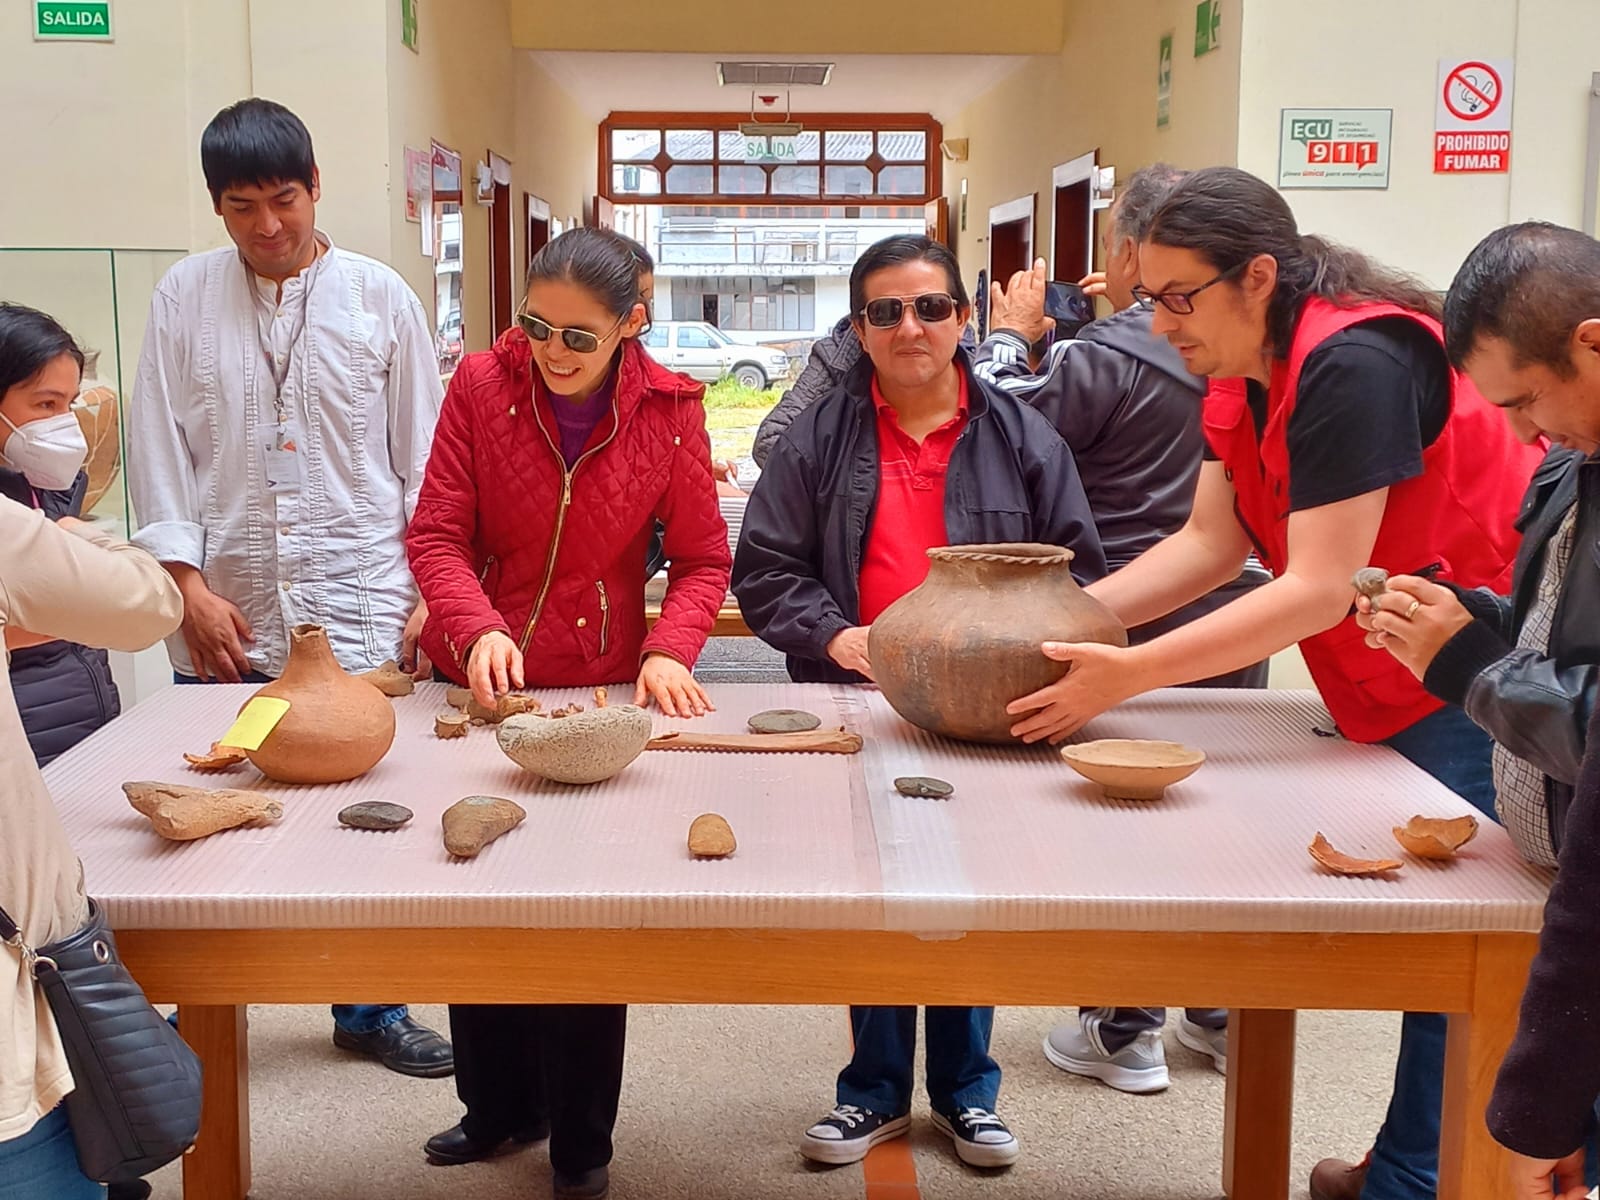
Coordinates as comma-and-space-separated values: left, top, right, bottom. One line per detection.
719, 130, 748, 160
678, 326, 716, 348
792, 131, 822, 161
612, 164, 661, 195
611, 130, 660, 162
665, 130, 714, 159
878, 131, 927, 161
664, 164, 714, 194
825, 131, 872, 160
642, 325, 668, 348
771, 165, 820, 195
718, 165, 768, 195
825, 165, 874, 195
877, 165, 927, 196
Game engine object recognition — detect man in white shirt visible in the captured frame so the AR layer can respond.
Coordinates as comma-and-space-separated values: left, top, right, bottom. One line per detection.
127, 98, 452, 1079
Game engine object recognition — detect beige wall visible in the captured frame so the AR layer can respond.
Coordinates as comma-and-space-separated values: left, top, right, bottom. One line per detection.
944, 0, 1241, 286
513, 53, 601, 263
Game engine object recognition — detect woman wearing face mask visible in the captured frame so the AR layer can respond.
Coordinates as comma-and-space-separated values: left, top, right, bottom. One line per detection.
0, 303, 122, 768
406, 227, 730, 1200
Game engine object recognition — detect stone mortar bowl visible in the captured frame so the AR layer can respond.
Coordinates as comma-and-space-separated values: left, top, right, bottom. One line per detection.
496, 706, 653, 785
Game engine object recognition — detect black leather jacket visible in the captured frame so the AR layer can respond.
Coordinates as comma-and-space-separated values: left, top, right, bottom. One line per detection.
1426, 447, 1600, 852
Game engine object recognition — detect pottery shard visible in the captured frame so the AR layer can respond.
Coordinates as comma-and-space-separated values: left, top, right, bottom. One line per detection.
466, 693, 542, 724
497, 706, 653, 784
339, 801, 414, 830
594, 687, 608, 709
445, 686, 474, 710
183, 742, 248, 771
124, 781, 283, 841
1351, 567, 1390, 600
442, 795, 526, 858
360, 660, 415, 697
1308, 832, 1403, 876
434, 710, 471, 739
1393, 814, 1480, 860
688, 813, 736, 858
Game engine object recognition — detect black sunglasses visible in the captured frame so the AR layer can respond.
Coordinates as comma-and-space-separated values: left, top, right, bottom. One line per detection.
1130, 261, 1247, 315
860, 292, 959, 329
516, 311, 624, 354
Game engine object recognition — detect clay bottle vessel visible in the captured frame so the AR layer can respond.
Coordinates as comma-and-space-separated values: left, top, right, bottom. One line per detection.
868, 543, 1128, 744
244, 624, 397, 783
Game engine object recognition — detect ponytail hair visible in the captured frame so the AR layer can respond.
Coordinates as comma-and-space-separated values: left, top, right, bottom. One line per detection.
1144, 167, 1441, 357
525, 227, 645, 323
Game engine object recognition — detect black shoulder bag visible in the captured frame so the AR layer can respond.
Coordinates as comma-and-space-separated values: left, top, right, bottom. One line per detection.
1, 898, 202, 1181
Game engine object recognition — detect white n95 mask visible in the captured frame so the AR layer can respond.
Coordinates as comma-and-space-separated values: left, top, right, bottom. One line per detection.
1, 411, 89, 492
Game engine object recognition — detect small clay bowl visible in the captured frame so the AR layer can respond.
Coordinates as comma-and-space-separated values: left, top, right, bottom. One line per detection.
1059, 738, 1206, 800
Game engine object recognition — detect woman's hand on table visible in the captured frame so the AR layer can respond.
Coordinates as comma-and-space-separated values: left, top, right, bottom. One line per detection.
1006, 641, 1148, 744
634, 653, 713, 717
466, 631, 524, 708
1507, 1148, 1587, 1200
1354, 575, 1472, 681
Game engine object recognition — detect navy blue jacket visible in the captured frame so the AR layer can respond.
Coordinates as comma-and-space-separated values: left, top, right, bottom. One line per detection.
1, 469, 121, 765
732, 351, 1106, 683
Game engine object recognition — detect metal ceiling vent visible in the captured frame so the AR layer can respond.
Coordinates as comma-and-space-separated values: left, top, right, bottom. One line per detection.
717, 61, 834, 88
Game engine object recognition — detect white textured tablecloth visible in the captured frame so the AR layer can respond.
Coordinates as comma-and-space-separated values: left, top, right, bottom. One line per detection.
42, 683, 1553, 933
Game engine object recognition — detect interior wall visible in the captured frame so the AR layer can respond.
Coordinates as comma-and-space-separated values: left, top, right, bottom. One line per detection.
513, 53, 600, 270
943, 0, 1242, 289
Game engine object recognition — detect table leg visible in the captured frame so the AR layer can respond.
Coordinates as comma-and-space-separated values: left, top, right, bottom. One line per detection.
1221, 1008, 1297, 1200
1437, 934, 1536, 1200
178, 1004, 251, 1200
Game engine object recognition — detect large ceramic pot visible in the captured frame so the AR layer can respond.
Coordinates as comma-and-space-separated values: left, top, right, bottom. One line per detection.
868, 543, 1128, 744
244, 624, 397, 783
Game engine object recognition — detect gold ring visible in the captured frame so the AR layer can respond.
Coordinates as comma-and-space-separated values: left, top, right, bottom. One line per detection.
1404, 599, 1421, 620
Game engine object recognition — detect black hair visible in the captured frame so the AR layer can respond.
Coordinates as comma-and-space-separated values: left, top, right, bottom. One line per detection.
0, 303, 84, 402
1443, 221, 1600, 375
849, 234, 970, 317
602, 230, 654, 276
526, 227, 644, 320
1144, 166, 1441, 358
1112, 163, 1187, 243
201, 98, 317, 205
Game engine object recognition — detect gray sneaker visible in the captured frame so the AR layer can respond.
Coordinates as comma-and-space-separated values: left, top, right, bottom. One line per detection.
1175, 1015, 1228, 1075
1042, 1018, 1169, 1093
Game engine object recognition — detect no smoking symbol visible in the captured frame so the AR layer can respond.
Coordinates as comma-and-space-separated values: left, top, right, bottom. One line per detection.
1445, 62, 1502, 121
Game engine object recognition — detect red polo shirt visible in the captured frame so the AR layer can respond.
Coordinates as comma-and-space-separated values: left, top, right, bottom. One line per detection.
857, 371, 970, 625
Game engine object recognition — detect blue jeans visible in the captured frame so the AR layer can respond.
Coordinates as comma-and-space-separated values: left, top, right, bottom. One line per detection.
837, 1006, 1001, 1116
172, 670, 408, 1038
0, 1106, 104, 1200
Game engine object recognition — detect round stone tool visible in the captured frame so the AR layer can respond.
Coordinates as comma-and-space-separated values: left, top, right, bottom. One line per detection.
338, 801, 414, 831
747, 708, 823, 734
894, 776, 954, 799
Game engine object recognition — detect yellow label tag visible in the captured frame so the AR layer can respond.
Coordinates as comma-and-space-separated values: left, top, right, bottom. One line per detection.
218, 697, 290, 751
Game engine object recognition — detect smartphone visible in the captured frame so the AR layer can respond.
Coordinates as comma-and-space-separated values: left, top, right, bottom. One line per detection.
1044, 280, 1095, 338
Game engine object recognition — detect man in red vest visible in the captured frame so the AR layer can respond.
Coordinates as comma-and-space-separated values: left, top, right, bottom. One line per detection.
1003, 167, 1542, 1200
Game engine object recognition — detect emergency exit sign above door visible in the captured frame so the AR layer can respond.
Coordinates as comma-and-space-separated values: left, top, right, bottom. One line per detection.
33, 1, 114, 40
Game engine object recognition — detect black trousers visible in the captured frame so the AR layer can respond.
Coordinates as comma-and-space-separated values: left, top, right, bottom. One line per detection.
450, 1003, 627, 1175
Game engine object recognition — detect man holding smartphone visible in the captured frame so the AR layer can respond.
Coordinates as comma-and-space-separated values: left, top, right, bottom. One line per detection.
975, 163, 1268, 1094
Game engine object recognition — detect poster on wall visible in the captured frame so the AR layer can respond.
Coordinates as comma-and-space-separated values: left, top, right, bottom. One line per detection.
431, 141, 463, 198
403, 146, 430, 223
1277, 108, 1392, 189
400, 0, 418, 51
1434, 57, 1513, 174
1157, 32, 1173, 128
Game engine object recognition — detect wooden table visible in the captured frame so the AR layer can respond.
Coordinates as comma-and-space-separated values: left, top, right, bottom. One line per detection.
44, 683, 1551, 1200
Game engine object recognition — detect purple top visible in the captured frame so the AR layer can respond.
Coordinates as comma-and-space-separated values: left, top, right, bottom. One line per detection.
550, 370, 616, 467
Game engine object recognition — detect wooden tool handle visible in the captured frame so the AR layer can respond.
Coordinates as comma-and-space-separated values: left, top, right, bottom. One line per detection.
646, 728, 863, 754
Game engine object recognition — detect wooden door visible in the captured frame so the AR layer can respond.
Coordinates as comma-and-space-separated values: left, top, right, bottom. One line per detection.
925, 197, 950, 249
591, 195, 615, 229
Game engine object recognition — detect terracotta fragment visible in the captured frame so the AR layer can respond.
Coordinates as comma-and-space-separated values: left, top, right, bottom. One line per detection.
441, 794, 526, 858
124, 781, 283, 841
1308, 832, 1404, 876
1393, 814, 1480, 860
360, 660, 415, 697
445, 686, 474, 710
688, 813, 736, 858
434, 710, 470, 739
647, 729, 864, 754
594, 687, 608, 709
182, 742, 248, 771
466, 693, 542, 723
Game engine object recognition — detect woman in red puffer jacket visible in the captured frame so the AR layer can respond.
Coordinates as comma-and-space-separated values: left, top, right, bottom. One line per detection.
405, 227, 729, 1199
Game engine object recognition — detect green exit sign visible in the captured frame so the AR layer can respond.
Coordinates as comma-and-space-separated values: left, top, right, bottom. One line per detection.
1194, 0, 1220, 56
34, 1, 114, 41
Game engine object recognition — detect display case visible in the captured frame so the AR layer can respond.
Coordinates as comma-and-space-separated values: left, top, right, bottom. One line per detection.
0, 248, 186, 536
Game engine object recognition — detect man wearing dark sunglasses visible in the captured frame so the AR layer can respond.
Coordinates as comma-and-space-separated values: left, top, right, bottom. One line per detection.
733, 234, 1104, 1174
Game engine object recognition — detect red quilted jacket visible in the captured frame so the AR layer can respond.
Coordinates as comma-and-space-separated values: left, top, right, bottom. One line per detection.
407, 329, 731, 687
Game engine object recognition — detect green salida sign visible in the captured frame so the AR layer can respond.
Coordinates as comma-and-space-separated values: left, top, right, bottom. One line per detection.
34, 2, 114, 41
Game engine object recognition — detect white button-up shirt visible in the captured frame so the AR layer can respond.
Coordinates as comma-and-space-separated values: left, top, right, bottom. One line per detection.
128, 236, 443, 677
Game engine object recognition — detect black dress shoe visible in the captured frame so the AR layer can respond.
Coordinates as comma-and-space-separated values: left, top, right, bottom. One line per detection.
332, 1014, 455, 1077
424, 1119, 550, 1165
107, 1184, 153, 1200
553, 1165, 609, 1200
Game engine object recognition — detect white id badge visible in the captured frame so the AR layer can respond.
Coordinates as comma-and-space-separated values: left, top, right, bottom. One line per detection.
262, 420, 302, 494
